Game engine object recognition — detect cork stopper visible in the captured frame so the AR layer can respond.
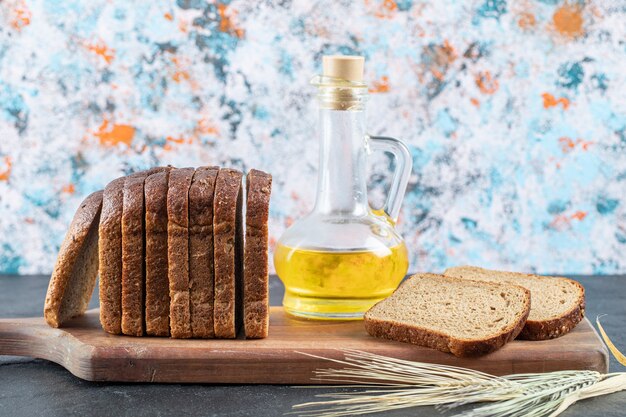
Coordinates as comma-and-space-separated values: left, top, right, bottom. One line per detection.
322, 55, 364, 82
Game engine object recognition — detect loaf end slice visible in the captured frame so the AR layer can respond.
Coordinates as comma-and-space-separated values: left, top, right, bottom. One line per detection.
243, 169, 272, 339
364, 273, 531, 357
444, 266, 585, 340
45, 190, 103, 328
168, 167, 195, 339
213, 168, 244, 339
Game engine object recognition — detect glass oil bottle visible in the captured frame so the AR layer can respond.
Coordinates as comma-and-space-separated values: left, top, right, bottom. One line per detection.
274, 55, 412, 319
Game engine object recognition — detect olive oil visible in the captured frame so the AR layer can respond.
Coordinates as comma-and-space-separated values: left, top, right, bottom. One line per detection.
274, 56, 413, 319
274, 242, 409, 319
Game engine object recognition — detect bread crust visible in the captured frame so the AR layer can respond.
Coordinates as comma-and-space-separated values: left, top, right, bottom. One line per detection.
243, 169, 272, 339
364, 274, 531, 357
99, 177, 125, 334
168, 168, 195, 339
444, 266, 586, 341
45, 190, 103, 328
213, 168, 244, 339
145, 169, 172, 336
189, 166, 219, 338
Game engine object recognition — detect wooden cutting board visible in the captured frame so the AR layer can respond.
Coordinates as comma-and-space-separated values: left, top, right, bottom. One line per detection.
0, 307, 608, 384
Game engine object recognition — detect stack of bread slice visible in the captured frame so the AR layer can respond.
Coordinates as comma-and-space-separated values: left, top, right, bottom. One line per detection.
44, 166, 272, 339
364, 268, 585, 357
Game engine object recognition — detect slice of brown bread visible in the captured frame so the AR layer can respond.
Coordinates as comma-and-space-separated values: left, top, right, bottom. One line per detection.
45, 190, 103, 328
121, 172, 149, 336
364, 273, 530, 357
444, 266, 585, 340
99, 177, 125, 334
213, 168, 244, 339
145, 168, 173, 336
168, 167, 195, 339
121, 167, 168, 336
189, 166, 219, 338
243, 169, 272, 339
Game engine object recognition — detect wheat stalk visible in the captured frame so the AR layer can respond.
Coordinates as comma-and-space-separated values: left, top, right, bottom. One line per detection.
291, 317, 626, 417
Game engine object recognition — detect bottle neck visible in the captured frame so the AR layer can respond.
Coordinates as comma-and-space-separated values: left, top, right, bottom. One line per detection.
313, 108, 369, 216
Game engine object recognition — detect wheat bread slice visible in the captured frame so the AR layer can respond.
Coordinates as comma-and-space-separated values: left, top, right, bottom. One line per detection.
145, 168, 173, 336
188, 166, 220, 338
243, 169, 272, 339
121, 167, 168, 336
213, 168, 244, 339
364, 273, 531, 357
99, 177, 126, 334
44, 191, 103, 328
168, 167, 195, 339
121, 172, 148, 336
444, 266, 585, 340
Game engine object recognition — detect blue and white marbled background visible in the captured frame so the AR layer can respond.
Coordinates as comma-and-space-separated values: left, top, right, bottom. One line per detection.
0, 0, 624, 275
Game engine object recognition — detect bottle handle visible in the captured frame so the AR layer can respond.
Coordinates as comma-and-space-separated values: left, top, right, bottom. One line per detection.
367, 135, 412, 223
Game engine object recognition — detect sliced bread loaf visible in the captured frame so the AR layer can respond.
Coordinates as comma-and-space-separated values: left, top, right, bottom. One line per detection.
444, 266, 585, 340
243, 169, 272, 339
45, 190, 103, 328
168, 167, 195, 339
99, 177, 125, 334
145, 168, 172, 336
364, 273, 530, 357
189, 166, 219, 338
213, 168, 244, 339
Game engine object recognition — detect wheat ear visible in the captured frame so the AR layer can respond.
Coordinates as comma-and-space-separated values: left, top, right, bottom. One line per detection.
292, 316, 626, 416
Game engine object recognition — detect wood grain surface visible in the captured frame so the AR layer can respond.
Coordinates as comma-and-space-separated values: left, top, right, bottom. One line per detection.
0, 307, 608, 384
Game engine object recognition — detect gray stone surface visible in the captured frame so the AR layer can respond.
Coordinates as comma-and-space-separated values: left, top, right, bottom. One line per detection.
0, 275, 625, 417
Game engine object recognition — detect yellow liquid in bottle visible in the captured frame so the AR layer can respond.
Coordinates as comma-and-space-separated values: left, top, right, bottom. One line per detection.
274, 242, 409, 319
